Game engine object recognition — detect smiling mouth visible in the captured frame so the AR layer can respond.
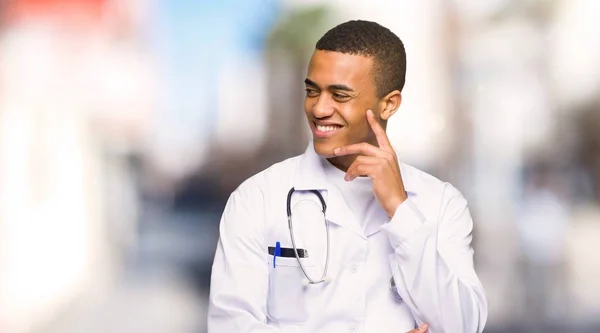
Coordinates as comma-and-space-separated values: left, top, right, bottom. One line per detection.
315, 124, 343, 132
312, 122, 343, 137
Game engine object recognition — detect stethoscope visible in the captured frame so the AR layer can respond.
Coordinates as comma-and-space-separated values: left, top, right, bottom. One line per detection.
286, 187, 403, 302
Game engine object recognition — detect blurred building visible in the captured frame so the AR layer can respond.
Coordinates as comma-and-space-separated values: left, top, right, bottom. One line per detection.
0, 0, 150, 332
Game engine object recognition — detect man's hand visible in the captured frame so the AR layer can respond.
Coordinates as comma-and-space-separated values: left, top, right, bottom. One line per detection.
407, 324, 428, 332
333, 109, 408, 218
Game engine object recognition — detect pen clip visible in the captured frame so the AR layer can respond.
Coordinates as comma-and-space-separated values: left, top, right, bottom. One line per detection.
274, 241, 281, 268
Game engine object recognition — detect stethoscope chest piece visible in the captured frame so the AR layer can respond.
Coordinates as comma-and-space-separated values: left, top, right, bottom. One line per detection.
389, 277, 403, 302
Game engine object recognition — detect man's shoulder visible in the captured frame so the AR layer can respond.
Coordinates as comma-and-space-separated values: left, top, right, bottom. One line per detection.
400, 162, 464, 199
400, 162, 444, 188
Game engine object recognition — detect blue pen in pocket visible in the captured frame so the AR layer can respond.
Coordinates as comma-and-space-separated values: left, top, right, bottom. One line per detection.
273, 241, 281, 268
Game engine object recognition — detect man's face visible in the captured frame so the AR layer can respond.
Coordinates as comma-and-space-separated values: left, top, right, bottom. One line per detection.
304, 50, 381, 157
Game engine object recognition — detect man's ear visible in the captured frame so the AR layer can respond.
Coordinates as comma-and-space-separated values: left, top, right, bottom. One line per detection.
379, 90, 402, 121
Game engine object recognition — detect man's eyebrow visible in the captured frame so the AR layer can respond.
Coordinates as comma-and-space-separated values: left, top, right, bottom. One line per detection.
304, 78, 355, 92
328, 84, 354, 92
304, 78, 319, 88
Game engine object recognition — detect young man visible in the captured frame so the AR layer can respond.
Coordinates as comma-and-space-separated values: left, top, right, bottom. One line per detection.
208, 20, 488, 333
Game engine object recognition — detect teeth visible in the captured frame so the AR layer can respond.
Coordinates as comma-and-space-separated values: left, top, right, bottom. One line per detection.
316, 125, 341, 132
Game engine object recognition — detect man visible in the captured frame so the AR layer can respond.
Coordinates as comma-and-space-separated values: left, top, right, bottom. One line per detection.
208, 20, 488, 333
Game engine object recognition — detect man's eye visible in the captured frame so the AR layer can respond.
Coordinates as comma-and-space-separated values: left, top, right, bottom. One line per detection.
305, 89, 319, 97
333, 93, 350, 100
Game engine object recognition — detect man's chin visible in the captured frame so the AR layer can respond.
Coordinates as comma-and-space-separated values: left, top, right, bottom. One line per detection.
313, 141, 337, 158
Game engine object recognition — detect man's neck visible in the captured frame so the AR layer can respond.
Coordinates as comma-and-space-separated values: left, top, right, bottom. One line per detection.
326, 155, 356, 172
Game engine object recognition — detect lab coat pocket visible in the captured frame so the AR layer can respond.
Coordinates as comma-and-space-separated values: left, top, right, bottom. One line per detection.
267, 256, 316, 324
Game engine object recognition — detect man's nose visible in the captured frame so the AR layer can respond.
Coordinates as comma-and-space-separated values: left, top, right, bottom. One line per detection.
311, 95, 335, 118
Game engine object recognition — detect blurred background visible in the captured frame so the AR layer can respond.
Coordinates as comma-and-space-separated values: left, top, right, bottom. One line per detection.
0, 0, 599, 332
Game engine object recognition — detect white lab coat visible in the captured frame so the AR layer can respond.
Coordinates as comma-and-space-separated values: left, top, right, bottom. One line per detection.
208, 142, 488, 333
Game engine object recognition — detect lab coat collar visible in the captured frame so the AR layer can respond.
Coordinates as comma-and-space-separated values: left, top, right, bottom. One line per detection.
293, 141, 417, 194
293, 141, 417, 239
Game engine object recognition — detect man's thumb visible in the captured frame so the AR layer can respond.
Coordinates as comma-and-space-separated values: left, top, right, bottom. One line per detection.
418, 323, 428, 332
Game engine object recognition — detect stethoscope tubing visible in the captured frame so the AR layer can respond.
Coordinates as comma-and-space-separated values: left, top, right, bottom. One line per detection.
286, 187, 402, 302
287, 187, 330, 285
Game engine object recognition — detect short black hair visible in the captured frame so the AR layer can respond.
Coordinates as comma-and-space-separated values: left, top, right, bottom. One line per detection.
315, 20, 407, 98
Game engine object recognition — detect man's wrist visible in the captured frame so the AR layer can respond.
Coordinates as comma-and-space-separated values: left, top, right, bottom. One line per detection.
386, 191, 408, 218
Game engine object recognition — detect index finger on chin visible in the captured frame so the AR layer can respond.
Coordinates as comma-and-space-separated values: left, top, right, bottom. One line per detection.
366, 109, 392, 151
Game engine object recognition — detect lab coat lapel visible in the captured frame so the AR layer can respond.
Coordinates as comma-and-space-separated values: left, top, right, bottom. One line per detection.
293, 142, 419, 239
324, 185, 365, 239
293, 142, 365, 239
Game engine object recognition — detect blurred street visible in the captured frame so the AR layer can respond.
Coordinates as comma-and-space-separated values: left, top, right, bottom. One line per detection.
37, 205, 217, 333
